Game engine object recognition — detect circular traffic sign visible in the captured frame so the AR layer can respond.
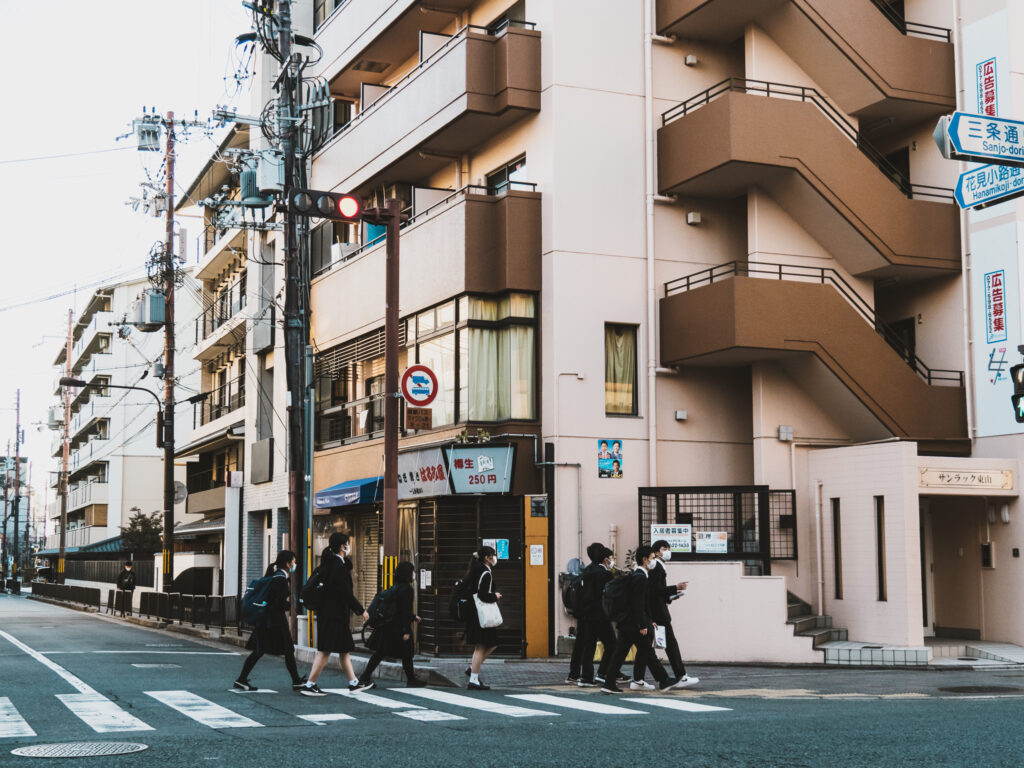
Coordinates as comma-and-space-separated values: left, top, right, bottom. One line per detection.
401, 364, 438, 407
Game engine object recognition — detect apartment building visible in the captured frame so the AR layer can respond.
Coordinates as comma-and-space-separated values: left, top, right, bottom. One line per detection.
43, 277, 198, 581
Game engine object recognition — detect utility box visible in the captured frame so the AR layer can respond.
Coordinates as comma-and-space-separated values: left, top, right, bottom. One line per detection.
132, 289, 165, 332
258, 151, 284, 195
47, 406, 64, 429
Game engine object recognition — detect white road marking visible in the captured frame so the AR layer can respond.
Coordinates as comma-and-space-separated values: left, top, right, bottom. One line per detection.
57, 693, 154, 733
508, 693, 648, 715
131, 664, 181, 669
298, 713, 355, 724
0, 698, 35, 738
229, 689, 277, 694
395, 709, 465, 722
0, 629, 97, 694
42, 651, 239, 656
624, 697, 731, 713
323, 689, 424, 709
144, 690, 263, 728
397, 688, 558, 718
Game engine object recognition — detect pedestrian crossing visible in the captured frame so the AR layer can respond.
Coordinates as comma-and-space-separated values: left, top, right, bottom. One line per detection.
0, 687, 731, 739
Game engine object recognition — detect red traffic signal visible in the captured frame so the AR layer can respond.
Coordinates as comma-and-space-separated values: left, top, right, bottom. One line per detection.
289, 189, 362, 221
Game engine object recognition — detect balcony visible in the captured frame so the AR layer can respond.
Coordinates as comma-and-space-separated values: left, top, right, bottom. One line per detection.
660, 262, 968, 450
193, 376, 245, 429
656, 0, 954, 130
196, 228, 245, 282
70, 438, 110, 471
59, 312, 114, 372
194, 273, 247, 359
185, 468, 229, 517
68, 481, 109, 513
62, 525, 110, 549
658, 81, 960, 280
313, 24, 541, 194
310, 185, 541, 346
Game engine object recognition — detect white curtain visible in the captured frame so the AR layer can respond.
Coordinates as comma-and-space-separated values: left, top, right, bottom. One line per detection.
465, 328, 499, 420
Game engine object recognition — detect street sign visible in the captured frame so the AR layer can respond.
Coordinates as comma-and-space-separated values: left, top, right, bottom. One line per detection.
400, 364, 438, 407
953, 163, 1024, 209
406, 406, 432, 431
934, 112, 1024, 167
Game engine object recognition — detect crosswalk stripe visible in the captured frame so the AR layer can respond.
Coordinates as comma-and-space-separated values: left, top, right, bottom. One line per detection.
322, 689, 425, 709
0, 698, 35, 738
395, 709, 466, 722
144, 690, 262, 728
397, 688, 559, 718
57, 693, 154, 733
624, 697, 731, 713
298, 713, 355, 724
508, 693, 648, 715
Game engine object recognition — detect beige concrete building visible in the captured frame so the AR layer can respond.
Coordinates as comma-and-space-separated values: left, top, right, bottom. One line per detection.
299, 0, 1024, 663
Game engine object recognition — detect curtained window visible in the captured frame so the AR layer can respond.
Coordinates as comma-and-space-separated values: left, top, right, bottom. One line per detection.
605, 324, 637, 415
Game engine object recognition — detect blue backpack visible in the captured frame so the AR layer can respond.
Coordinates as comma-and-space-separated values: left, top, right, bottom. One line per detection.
241, 574, 276, 627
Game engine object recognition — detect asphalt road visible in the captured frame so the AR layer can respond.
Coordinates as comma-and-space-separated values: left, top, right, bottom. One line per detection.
2, 594, 1023, 767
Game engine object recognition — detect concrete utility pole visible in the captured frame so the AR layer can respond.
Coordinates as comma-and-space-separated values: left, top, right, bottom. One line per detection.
24, 462, 31, 568
381, 198, 402, 577
58, 309, 73, 584
12, 389, 20, 587
162, 112, 177, 593
2, 440, 8, 585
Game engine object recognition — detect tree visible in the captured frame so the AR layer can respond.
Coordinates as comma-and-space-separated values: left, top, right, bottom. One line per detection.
121, 510, 163, 556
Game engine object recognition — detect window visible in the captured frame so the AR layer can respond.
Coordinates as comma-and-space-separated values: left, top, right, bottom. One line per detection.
605, 324, 638, 415
832, 498, 843, 600
486, 154, 526, 194
875, 496, 887, 602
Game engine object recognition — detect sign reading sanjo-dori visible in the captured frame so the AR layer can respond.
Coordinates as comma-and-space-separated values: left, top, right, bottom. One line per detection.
954, 163, 1024, 209
400, 364, 438, 407
934, 111, 1024, 167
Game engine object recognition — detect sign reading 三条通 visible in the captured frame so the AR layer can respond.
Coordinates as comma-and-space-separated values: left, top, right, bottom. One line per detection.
650, 524, 692, 553
695, 532, 728, 554
941, 112, 1024, 167
954, 163, 1024, 209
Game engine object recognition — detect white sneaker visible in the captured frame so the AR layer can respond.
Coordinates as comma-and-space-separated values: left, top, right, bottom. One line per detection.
629, 680, 656, 691
672, 675, 700, 689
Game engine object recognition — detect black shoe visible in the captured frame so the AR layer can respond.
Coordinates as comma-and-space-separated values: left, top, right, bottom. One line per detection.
578, 679, 597, 688
233, 679, 258, 692
299, 683, 327, 697
617, 674, 631, 682
406, 677, 428, 688
600, 685, 622, 695
465, 667, 471, 677
594, 675, 606, 684
659, 677, 680, 691
291, 677, 308, 691
349, 680, 375, 693
467, 681, 490, 691
565, 675, 580, 684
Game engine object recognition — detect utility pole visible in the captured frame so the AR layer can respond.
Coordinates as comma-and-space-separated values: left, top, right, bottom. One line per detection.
58, 309, 73, 584
381, 197, 402, 583
12, 389, 20, 589
162, 112, 177, 593
24, 462, 31, 569
2, 440, 8, 587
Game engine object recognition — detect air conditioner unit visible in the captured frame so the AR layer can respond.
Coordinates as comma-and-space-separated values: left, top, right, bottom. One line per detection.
47, 406, 64, 429
132, 289, 165, 332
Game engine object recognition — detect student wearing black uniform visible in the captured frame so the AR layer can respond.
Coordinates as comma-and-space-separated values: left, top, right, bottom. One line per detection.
115, 561, 136, 617
234, 550, 307, 692
357, 561, 427, 688
639, 539, 698, 688
300, 532, 371, 697
600, 545, 679, 695
464, 546, 501, 691
567, 543, 618, 686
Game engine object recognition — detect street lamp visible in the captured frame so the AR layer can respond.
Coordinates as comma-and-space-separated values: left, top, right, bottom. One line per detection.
59, 377, 163, 445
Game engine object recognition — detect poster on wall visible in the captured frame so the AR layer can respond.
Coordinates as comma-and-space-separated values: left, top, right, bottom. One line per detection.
651, 524, 692, 553
597, 438, 623, 478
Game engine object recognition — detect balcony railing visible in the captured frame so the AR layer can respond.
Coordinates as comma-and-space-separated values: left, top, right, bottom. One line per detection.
662, 78, 953, 202
316, 392, 406, 450
664, 260, 964, 387
196, 274, 247, 342
311, 182, 538, 278
185, 467, 227, 494
868, 0, 950, 42
194, 376, 245, 427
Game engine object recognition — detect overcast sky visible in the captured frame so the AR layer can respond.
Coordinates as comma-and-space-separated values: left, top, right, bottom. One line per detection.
0, 1, 252, 510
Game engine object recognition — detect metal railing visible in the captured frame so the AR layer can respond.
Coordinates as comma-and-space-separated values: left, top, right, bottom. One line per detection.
196, 274, 247, 342
664, 260, 964, 386
661, 78, 953, 201
868, 0, 951, 41
185, 467, 227, 494
194, 376, 245, 427
315, 392, 406, 450
311, 181, 538, 278
64, 559, 155, 587
139, 592, 242, 633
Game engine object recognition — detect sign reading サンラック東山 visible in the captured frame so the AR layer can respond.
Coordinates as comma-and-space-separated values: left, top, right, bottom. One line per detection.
446, 444, 515, 494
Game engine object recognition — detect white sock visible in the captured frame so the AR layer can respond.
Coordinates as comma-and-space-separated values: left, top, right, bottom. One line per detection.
304, 681, 315, 688
349, 678, 360, 686
469, 673, 480, 684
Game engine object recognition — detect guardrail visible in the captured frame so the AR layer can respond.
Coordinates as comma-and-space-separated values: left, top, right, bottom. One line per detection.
31, 582, 102, 610
868, 0, 951, 41
138, 591, 242, 632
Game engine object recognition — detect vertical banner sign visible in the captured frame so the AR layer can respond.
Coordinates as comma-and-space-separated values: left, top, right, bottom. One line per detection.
985, 270, 1007, 344
978, 57, 997, 116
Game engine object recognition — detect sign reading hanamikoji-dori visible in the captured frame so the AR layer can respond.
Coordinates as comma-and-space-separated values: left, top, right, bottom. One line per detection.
445, 444, 515, 494
954, 163, 1024, 209
400, 364, 438, 407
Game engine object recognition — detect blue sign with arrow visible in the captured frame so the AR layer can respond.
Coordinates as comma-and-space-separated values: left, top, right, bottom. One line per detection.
935, 112, 1024, 167
954, 163, 1024, 209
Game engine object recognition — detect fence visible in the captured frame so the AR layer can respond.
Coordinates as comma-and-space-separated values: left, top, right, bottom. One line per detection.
138, 592, 242, 632
64, 559, 155, 588
31, 582, 102, 610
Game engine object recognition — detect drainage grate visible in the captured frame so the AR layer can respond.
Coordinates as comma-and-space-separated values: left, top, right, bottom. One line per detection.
11, 742, 149, 758
938, 686, 1024, 694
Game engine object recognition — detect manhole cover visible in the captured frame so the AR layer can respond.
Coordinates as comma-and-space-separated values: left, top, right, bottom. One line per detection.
11, 742, 149, 758
938, 686, 1024, 694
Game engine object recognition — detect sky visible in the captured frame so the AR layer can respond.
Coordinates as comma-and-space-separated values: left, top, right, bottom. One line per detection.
0, 1, 253, 516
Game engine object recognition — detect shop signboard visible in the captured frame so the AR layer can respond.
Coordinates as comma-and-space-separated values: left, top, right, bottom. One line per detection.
398, 446, 450, 499
446, 444, 515, 494
695, 532, 728, 553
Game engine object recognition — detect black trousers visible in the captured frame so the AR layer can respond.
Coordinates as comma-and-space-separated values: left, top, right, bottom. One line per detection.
239, 647, 301, 685
633, 621, 686, 679
607, 624, 667, 686
361, 646, 415, 682
569, 615, 617, 681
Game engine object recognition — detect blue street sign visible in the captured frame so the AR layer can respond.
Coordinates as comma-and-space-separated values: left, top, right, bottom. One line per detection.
935, 112, 1024, 167
954, 163, 1024, 209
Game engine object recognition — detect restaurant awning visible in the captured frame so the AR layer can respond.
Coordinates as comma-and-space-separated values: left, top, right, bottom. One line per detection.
314, 477, 383, 508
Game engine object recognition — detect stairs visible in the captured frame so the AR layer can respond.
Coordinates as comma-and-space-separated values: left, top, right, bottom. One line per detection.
787, 592, 847, 650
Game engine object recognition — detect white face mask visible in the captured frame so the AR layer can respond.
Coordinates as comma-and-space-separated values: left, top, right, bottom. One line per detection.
289, 564, 296, 573
646, 559, 658, 570
661, 550, 672, 562
606, 559, 615, 569
343, 545, 351, 556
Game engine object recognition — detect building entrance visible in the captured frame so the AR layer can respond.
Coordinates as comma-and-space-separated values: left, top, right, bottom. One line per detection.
921, 496, 984, 640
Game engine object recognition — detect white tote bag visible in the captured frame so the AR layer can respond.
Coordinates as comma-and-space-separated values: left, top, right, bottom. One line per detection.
474, 571, 503, 628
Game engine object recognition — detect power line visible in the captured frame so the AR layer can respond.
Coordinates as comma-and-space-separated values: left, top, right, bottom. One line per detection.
0, 146, 139, 165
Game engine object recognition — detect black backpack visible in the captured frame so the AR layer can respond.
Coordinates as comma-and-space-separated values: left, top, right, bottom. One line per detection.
601, 574, 631, 624
241, 574, 276, 627
300, 564, 328, 612
448, 578, 473, 622
561, 573, 585, 617
366, 586, 399, 628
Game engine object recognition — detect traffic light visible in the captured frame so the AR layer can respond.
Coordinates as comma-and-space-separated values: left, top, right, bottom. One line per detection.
288, 189, 362, 221
1011, 364, 1024, 423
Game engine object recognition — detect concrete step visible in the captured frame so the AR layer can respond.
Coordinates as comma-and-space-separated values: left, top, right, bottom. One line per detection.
788, 614, 833, 634
786, 591, 812, 620
800, 627, 848, 649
